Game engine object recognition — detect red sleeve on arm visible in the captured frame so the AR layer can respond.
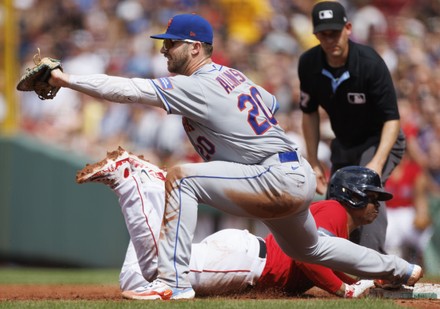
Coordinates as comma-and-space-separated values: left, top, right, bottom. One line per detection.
296, 261, 344, 294
334, 271, 358, 285
294, 201, 352, 295
312, 200, 349, 239
260, 201, 357, 296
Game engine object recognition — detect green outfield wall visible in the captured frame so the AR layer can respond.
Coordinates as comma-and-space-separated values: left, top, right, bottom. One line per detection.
0, 135, 129, 267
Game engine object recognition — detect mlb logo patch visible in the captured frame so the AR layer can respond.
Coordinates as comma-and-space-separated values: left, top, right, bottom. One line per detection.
158, 77, 173, 90
347, 93, 366, 104
319, 10, 334, 20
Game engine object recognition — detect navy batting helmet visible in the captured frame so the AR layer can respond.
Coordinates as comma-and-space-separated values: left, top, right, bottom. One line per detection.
328, 166, 393, 208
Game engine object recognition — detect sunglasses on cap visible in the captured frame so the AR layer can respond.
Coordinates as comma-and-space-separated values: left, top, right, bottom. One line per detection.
162, 39, 199, 51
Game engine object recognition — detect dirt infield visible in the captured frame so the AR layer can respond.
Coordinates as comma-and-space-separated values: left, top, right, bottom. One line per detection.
0, 284, 122, 301
1, 284, 440, 308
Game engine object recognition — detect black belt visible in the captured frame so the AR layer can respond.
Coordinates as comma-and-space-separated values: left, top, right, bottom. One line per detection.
278, 151, 299, 163
257, 237, 267, 258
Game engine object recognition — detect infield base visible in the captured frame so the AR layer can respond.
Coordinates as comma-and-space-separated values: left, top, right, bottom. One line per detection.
369, 283, 440, 299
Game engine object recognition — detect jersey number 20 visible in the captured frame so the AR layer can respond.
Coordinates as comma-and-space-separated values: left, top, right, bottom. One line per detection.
238, 87, 278, 135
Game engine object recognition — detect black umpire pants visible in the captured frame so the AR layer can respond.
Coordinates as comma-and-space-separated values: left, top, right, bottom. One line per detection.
329, 131, 406, 254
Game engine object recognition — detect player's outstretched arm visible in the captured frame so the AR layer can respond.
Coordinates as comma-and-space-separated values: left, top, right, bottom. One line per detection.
49, 69, 163, 108
297, 261, 373, 298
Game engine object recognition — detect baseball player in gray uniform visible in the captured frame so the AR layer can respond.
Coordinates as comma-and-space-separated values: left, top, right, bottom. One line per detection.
49, 13, 422, 300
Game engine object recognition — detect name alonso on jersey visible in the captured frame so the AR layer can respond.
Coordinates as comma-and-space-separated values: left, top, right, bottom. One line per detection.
216, 68, 247, 94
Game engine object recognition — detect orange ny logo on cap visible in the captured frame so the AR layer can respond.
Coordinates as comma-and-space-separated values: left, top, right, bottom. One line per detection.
167, 18, 173, 30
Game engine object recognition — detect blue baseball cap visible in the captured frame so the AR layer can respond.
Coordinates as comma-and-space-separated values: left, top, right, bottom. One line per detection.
150, 14, 213, 44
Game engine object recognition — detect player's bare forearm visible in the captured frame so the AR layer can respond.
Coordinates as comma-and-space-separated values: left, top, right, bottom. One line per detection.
49, 69, 70, 88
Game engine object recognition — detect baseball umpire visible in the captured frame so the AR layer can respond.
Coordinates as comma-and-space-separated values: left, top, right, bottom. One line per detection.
298, 1, 406, 254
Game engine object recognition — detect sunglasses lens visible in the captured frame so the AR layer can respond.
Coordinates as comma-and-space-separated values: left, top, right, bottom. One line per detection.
163, 39, 174, 50
370, 198, 379, 204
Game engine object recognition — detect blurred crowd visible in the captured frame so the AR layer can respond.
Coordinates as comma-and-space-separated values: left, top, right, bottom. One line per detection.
9, 1, 440, 198
0, 0, 435, 265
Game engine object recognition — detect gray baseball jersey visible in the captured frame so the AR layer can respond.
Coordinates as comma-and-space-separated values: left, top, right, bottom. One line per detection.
149, 63, 295, 163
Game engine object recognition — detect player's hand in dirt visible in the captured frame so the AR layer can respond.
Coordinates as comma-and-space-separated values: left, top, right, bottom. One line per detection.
342, 280, 375, 298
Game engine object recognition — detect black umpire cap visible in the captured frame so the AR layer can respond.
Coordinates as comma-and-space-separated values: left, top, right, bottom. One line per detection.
312, 1, 348, 34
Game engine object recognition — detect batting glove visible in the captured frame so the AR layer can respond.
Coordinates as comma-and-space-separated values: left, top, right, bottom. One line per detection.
344, 280, 375, 298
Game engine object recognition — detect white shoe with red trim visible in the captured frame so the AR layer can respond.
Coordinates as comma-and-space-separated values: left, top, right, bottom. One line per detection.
76, 146, 132, 188
122, 279, 195, 300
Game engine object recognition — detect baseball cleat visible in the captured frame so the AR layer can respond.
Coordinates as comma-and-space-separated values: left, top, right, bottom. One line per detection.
76, 146, 131, 188
126, 152, 167, 184
374, 264, 423, 290
122, 279, 195, 300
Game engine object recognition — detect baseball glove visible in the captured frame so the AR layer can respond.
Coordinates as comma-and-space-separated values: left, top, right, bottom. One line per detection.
16, 48, 63, 100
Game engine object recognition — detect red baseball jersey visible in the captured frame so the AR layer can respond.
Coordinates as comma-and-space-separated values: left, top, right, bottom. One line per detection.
257, 200, 356, 295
